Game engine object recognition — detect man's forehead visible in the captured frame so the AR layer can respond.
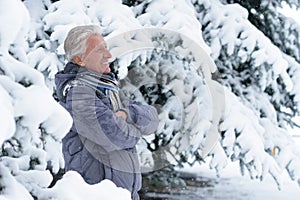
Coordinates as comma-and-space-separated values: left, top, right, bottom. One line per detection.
88, 34, 105, 42
87, 35, 107, 47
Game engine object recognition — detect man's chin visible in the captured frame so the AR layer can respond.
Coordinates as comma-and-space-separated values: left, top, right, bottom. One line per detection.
103, 67, 111, 74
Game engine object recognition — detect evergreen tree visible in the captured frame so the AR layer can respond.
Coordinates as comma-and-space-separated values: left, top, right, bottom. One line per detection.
1, 0, 300, 198
190, 0, 300, 186
0, 0, 131, 199
0, 0, 73, 198
122, 0, 300, 188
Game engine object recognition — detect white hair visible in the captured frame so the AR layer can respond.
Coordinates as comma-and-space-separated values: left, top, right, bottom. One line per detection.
64, 25, 102, 61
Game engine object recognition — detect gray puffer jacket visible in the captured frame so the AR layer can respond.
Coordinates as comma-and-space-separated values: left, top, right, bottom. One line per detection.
55, 62, 159, 200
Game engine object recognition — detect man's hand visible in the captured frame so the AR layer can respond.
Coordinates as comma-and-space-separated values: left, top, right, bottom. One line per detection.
114, 110, 128, 120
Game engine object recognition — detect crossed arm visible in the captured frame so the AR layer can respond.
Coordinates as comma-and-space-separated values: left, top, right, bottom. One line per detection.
67, 85, 159, 151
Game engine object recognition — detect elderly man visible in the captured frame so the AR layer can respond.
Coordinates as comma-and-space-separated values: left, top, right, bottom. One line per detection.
55, 25, 159, 200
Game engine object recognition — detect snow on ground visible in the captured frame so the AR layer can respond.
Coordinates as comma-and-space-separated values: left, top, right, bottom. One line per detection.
175, 137, 300, 200
178, 163, 300, 200
45, 171, 131, 200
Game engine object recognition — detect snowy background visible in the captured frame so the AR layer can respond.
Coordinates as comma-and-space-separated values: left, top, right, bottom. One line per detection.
1, 0, 300, 199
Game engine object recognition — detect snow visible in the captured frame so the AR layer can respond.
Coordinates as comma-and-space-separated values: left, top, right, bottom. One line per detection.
39, 171, 131, 200
0, 85, 15, 145
0, 164, 131, 200
177, 138, 300, 199
177, 160, 300, 200
1, 0, 300, 199
0, 0, 139, 199
0, 54, 44, 86
27, 48, 62, 80
283, 54, 300, 113
0, 0, 30, 58
200, 0, 294, 92
278, 3, 300, 25
0, 164, 33, 200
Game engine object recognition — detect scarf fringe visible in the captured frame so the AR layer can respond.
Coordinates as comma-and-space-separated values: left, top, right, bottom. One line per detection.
77, 72, 122, 112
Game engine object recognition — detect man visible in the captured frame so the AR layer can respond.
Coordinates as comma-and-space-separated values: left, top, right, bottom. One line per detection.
55, 25, 159, 200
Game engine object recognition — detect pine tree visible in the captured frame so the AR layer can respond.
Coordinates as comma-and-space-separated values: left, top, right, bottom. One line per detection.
0, 0, 132, 199
190, 0, 300, 186
1, 0, 300, 198
121, 0, 300, 188
0, 0, 73, 198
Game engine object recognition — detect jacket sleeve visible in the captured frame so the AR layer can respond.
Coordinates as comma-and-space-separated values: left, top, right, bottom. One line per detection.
122, 99, 159, 136
66, 85, 141, 152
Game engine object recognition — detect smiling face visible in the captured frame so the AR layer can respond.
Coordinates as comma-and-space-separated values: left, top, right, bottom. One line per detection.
74, 34, 112, 74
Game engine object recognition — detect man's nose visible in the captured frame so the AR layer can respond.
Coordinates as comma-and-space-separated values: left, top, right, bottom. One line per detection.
105, 49, 112, 58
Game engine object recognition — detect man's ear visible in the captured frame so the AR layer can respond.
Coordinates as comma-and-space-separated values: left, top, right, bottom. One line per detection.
73, 55, 84, 66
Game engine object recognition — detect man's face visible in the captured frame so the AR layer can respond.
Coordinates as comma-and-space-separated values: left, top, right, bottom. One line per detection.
80, 34, 112, 74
